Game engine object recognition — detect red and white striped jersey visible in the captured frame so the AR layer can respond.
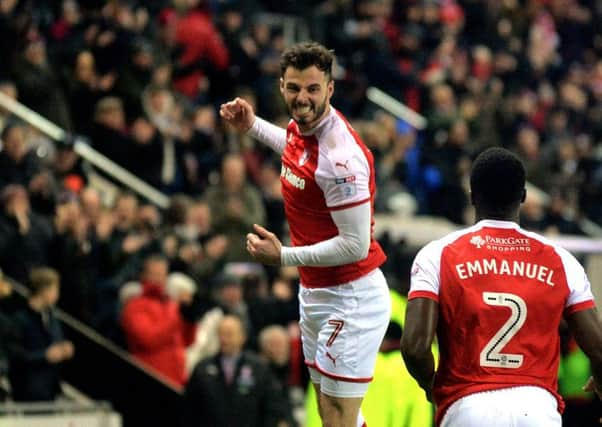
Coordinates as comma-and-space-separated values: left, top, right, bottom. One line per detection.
409, 219, 596, 426
280, 107, 386, 287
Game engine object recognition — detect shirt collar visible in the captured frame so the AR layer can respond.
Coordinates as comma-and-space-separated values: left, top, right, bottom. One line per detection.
475, 219, 520, 229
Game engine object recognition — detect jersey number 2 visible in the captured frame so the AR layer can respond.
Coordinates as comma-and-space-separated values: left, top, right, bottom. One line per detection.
480, 292, 527, 369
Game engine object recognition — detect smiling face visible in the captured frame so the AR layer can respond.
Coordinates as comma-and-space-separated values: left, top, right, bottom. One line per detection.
280, 65, 334, 132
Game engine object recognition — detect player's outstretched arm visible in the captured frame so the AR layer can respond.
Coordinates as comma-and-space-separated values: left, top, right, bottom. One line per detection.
401, 297, 438, 402
566, 307, 602, 399
219, 97, 287, 154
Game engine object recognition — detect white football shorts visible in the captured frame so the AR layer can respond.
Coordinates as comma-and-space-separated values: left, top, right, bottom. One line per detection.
299, 268, 391, 398
440, 386, 561, 427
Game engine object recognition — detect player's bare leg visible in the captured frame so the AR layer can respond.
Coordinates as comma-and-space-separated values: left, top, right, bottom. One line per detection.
319, 392, 363, 427
312, 383, 365, 427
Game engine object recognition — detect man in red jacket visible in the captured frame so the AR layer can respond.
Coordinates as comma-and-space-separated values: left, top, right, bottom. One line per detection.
158, 2, 229, 100
121, 254, 197, 387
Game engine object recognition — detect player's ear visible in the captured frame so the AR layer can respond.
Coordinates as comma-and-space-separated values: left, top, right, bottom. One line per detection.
279, 77, 285, 95
521, 188, 526, 203
327, 78, 334, 98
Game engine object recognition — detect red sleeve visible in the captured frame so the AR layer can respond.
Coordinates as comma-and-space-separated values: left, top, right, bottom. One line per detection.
121, 300, 180, 351
564, 299, 596, 317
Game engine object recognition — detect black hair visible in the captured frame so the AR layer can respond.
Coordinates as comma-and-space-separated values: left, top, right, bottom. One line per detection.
279, 41, 334, 79
470, 147, 526, 214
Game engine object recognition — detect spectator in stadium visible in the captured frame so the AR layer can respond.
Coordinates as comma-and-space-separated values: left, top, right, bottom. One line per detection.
65, 50, 108, 134
9, 267, 74, 401
258, 324, 298, 426
0, 185, 53, 284
401, 147, 602, 426
89, 97, 132, 170
49, 192, 96, 322
172, 198, 230, 285
120, 254, 197, 387
182, 314, 291, 427
204, 153, 266, 263
0, 123, 42, 190
157, 0, 229, 102
11, 35, 72, 131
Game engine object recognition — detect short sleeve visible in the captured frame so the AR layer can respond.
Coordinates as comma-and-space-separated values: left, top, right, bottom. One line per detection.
408, 241, 443, 302
315, 130, 371, 210
557, 248, 596, 315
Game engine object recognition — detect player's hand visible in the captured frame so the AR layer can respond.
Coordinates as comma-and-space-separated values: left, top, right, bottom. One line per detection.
246, 224, 282, 265
420, 374, 435, 402
219, 97, 256, 132
583, 376, 602, 399
424, 386, 433, 403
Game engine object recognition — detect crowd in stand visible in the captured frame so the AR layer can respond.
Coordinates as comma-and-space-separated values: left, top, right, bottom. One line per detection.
1, 0, 601, 425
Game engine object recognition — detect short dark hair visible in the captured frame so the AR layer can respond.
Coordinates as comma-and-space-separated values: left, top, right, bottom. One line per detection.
470, 147, 525, 213
29, 267, 60, 296
143, 253, 168, 269
280, 41, 334, 79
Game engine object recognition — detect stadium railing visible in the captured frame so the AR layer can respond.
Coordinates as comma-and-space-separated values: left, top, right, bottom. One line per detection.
0, 91, 170, 209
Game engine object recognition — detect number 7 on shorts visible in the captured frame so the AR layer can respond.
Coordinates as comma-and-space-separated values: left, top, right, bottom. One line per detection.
326, 320, 345, 347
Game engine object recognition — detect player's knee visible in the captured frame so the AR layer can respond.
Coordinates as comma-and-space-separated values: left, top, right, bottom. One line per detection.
320, 393, 344, 414
321, 393, 344, 410
319, 394, 349, 426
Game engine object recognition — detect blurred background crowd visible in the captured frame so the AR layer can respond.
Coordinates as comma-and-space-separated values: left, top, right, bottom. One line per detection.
0, 0, 601, 425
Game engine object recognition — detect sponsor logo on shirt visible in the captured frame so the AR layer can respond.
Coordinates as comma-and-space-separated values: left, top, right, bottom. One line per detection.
334, 175, 356, 197
281, 165, 305, 190
334, 175, 356, 184
470, 235, 531, 252
470, 235, 486, 248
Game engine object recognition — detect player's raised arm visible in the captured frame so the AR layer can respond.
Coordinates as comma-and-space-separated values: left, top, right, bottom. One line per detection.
219, 97, 287, 154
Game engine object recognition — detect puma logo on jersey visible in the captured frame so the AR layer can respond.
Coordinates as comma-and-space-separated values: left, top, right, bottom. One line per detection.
325, 352, 340, 367
335, 160, 349, 170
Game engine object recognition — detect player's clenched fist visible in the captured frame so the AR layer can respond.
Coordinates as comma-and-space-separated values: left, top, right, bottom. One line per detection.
219, 97, 256, 132
246, 224, 282, 265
